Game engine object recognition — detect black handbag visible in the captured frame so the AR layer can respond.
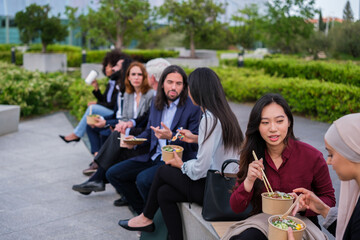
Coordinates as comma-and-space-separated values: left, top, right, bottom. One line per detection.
201, 159, 252, 221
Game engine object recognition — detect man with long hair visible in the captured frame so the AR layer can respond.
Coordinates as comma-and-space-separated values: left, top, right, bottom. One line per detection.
106, 65, 202, 215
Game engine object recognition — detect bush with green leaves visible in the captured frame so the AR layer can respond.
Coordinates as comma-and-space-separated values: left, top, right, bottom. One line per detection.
67, 78, 107, 120
0, 61, 75, 117
214, 67, 360, 122
243, 57, 360, 87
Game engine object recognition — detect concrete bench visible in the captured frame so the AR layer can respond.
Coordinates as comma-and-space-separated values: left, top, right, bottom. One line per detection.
179, 203, 236, 240
0, 105, 20, 136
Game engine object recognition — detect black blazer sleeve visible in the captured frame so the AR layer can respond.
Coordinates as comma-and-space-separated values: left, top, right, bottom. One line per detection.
92, 82, 118, 110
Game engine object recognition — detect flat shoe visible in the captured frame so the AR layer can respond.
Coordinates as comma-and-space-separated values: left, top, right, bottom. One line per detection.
118, 219, 155, 232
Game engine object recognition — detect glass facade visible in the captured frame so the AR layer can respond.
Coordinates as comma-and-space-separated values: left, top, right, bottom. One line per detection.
0, 0, 99, 45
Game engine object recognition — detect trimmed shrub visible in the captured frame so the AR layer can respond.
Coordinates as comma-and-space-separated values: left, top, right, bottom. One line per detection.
0, 61, 75, 117
214, 67, 360, 122
243, 58, 360, 87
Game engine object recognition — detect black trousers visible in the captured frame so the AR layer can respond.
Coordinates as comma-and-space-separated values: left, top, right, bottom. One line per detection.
143, 165, 206, 240
94, 131, 148, 170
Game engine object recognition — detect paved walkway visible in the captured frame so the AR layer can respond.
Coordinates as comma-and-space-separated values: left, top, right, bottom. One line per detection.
0, 103, 338, 239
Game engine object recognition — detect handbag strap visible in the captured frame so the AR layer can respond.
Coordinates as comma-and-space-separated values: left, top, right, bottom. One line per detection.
221, 159, 239, 176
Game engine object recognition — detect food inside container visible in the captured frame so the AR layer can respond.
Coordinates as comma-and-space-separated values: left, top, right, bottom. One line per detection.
271, 216, 304, 230
162, 146, 183, 152
264, 191, 293, 200
268, 215, 306, 240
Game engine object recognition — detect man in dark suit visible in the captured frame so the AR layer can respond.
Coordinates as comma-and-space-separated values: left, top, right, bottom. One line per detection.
106, 65, 201, 214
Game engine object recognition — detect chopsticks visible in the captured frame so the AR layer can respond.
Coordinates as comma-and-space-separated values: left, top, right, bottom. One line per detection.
252, 150, 274, 195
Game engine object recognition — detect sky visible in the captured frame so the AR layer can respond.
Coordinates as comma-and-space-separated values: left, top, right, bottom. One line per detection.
314, 0, 359, 20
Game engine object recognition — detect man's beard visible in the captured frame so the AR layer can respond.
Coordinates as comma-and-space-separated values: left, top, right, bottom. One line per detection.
166, 90, 180, 102
110, 70, 122, 81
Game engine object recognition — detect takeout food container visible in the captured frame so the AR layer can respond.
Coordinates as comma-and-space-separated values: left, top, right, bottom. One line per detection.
262, 192, 294, 215
161, 145, 184, 162
268, 215, 306, 240
86, 114, 100, 125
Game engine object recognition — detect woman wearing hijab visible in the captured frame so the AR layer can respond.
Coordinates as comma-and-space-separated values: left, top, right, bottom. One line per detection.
289, 113, 360, 240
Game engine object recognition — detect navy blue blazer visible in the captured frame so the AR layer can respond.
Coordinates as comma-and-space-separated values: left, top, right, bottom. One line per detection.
130, 97, 201, 163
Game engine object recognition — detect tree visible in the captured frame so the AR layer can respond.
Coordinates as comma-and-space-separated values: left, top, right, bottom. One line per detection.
14, 4, 68, 53
318, 10, 326, 32
159, 0, 225, 58
329, 21, 360, 58
263, 0, 317, 53
230, 4, 265, 49
78, 0, 150, 49
343, 0, 354, 22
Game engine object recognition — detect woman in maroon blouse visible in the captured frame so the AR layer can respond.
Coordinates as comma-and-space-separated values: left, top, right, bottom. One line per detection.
229, 93, 336, 240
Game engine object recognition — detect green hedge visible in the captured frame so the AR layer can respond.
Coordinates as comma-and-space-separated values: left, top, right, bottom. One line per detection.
214, 67, 360, 122
243, 58, 360, 87
0, 61, 76, 117
67, 78, 107, 120
1, 61, 358, 123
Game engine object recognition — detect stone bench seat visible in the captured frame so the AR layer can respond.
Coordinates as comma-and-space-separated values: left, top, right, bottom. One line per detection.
179, 203, 236, 240
0, 105, 20, 136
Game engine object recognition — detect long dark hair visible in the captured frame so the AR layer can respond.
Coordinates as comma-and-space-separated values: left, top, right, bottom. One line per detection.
236, 93, 296, 214
124, 62, 151, 94
188, 68, 243, 152
154, 65, 188, 110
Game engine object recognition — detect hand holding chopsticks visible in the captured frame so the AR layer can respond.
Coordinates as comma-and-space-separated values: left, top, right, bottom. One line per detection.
252, 150, 274, 195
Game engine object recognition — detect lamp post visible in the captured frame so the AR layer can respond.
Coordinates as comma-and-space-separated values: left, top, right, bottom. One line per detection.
82, 49, 86, 63
11, 47, 16, 64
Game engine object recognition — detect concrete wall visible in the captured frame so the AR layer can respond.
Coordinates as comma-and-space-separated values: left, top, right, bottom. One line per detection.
23, 53, 67, 73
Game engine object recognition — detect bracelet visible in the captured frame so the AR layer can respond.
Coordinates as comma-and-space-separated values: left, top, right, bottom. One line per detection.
181, 163, 187, 174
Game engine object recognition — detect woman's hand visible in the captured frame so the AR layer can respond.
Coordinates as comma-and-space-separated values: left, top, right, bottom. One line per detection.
243, 158, 264, 192
87, 101, 97, 106
93, 118, 106, 128
178, 129, 198, 143
287, 227, 295, 240
165, 151, 184, 169
150, 122, 172, 140
292, 188, 330, 218
91, 79, 99, 91
114, 121, 133, 133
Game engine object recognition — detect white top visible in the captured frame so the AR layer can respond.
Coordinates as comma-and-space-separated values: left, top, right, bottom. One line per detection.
181, 111, 239, 181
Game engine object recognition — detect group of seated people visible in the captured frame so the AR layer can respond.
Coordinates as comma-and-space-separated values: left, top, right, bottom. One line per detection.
60, 49, 360, 240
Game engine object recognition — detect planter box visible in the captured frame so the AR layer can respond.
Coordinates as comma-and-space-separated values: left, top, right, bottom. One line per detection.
166, 49, 219, 68
23, 53, 67, 73
0, 105, 20, 136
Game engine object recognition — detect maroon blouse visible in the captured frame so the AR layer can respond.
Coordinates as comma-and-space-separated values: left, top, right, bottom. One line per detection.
230, 138, 336, 216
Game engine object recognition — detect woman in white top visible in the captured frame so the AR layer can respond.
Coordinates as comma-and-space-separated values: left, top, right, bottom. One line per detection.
118, 67, 244, 240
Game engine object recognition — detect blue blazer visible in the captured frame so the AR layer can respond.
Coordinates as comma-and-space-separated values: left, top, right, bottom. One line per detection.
130, 97, 201, 163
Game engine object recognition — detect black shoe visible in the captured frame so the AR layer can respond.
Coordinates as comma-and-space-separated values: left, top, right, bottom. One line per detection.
59, 135, 80, 143
118, 219, 155, 232
72, 180, 105, 194
114, 197, 129, 207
